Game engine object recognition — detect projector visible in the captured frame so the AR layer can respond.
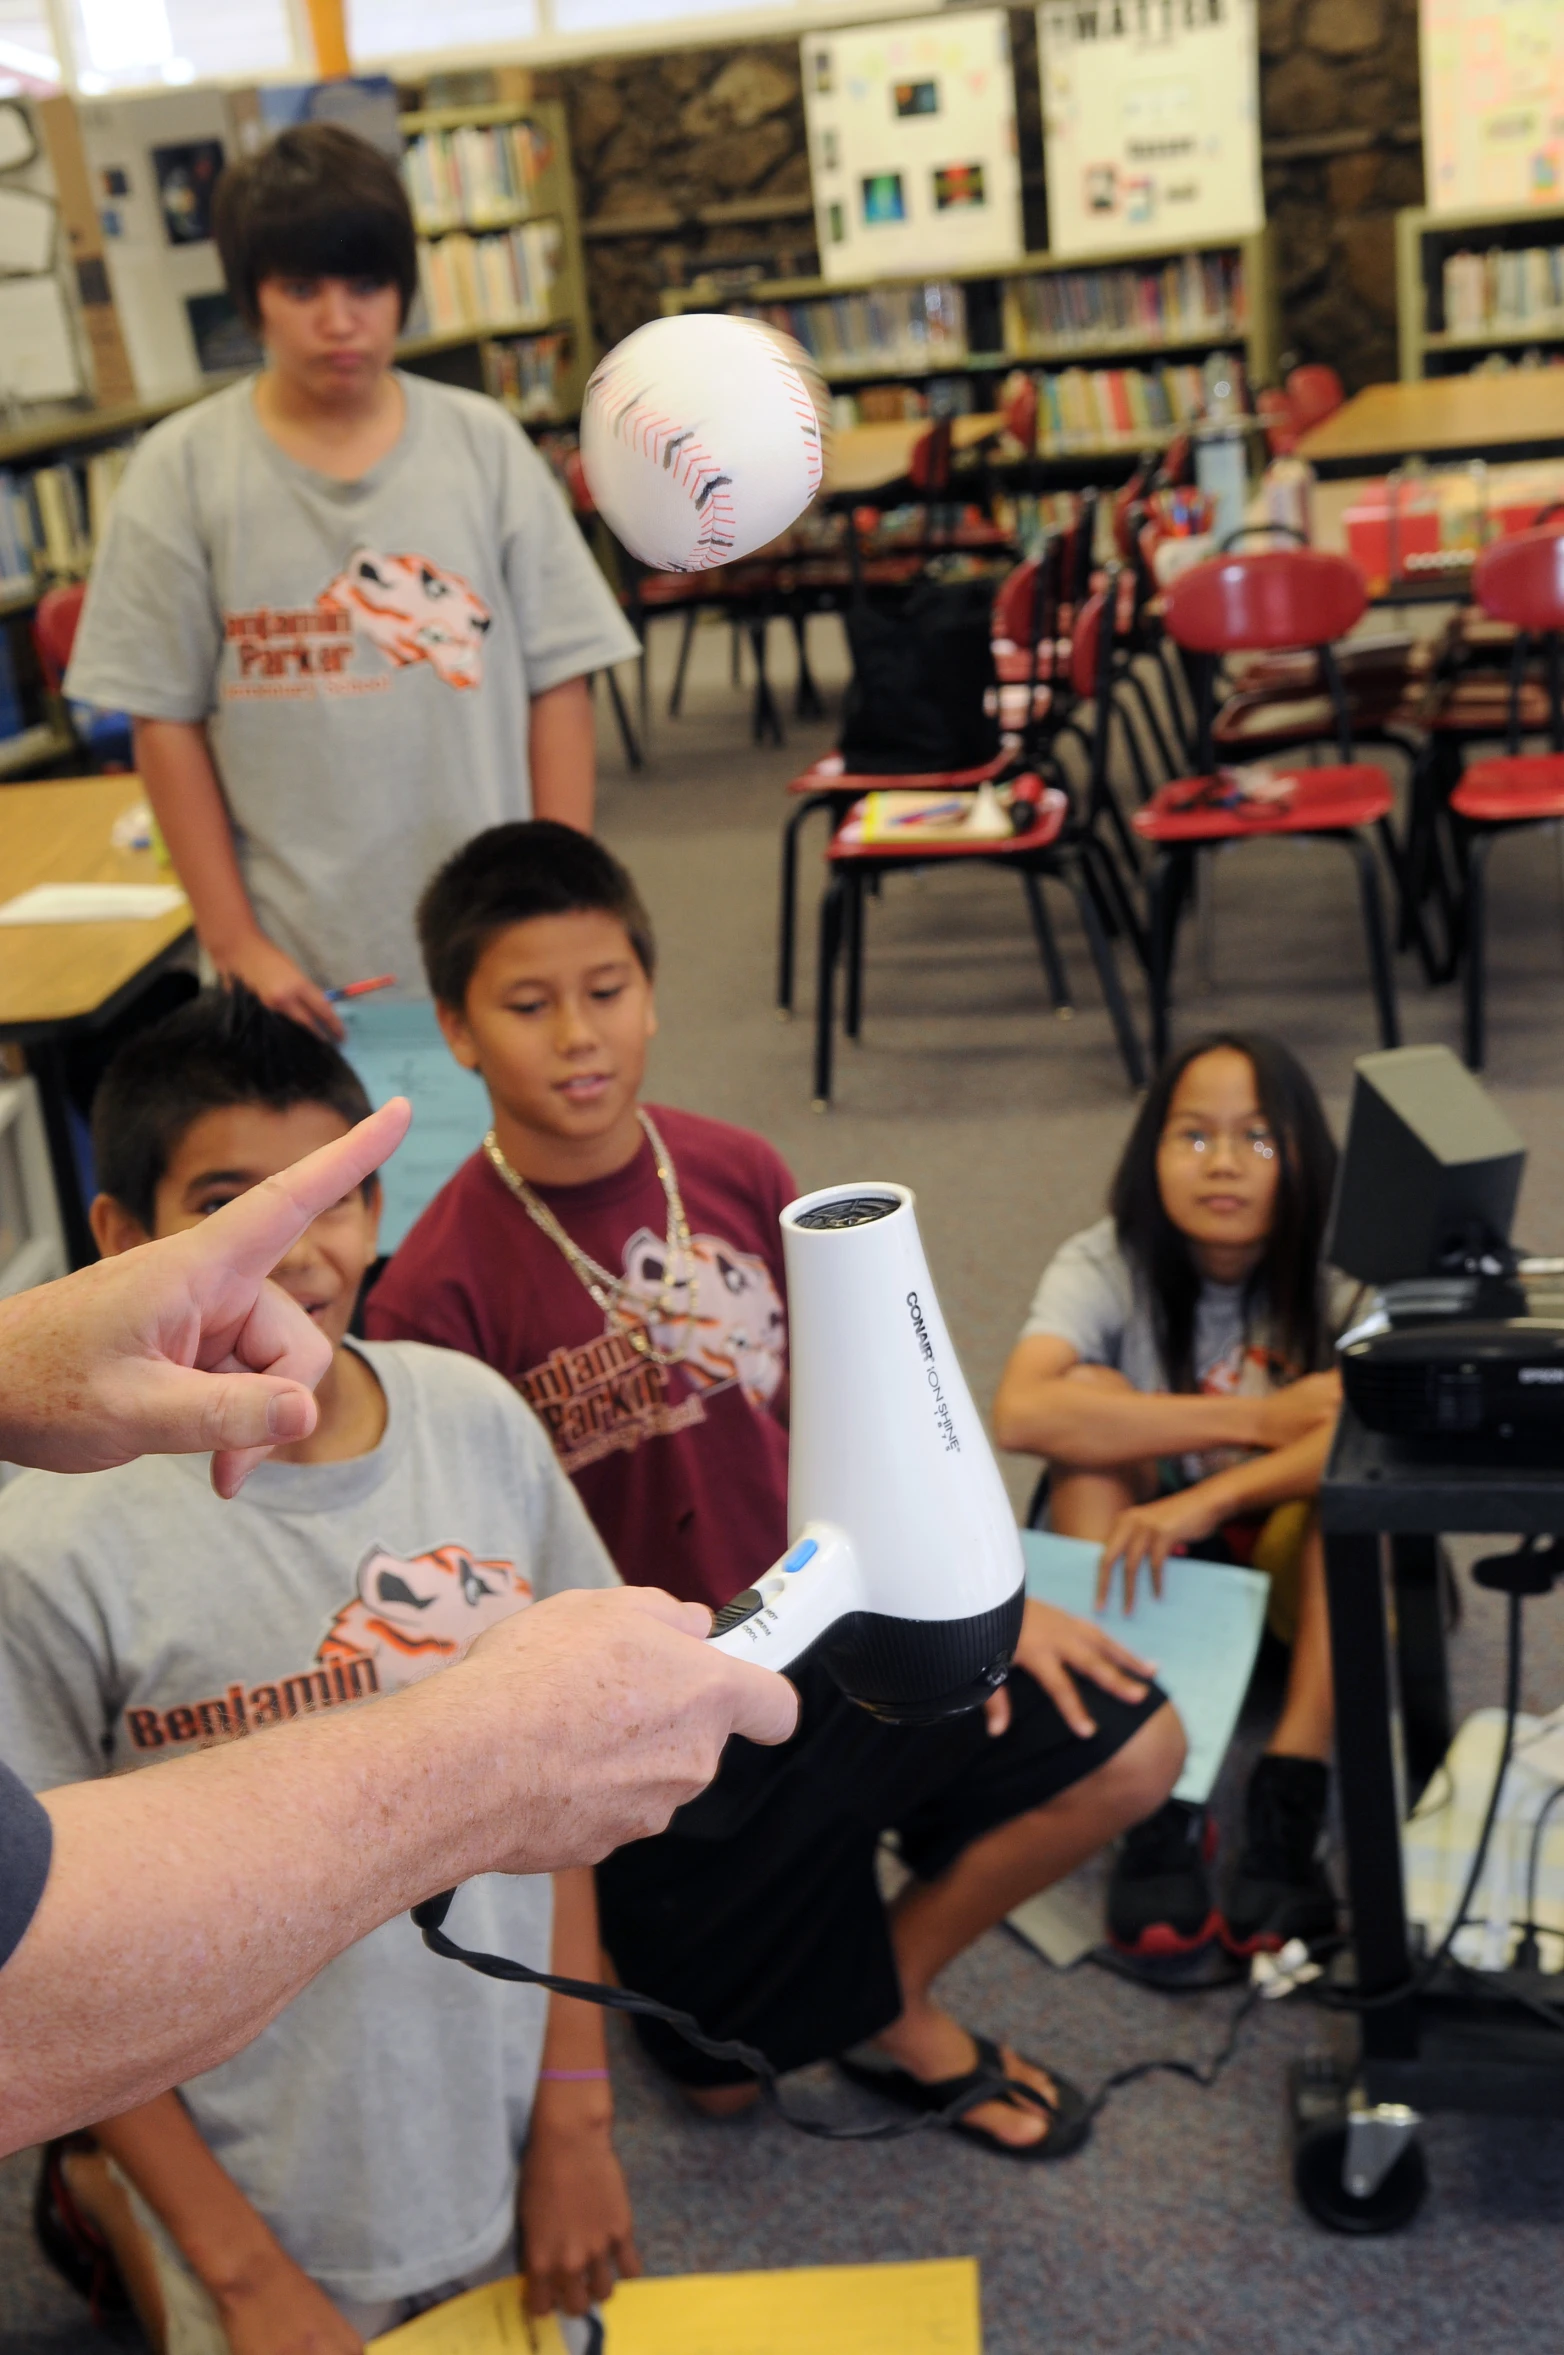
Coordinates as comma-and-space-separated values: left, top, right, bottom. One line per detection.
1339, 1266, 1564, 1443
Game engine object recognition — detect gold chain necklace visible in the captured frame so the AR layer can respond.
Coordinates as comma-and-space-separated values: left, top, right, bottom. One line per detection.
482, 1108, 697, 1366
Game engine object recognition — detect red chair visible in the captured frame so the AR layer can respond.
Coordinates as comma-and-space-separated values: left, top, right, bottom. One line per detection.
811, 772, 1144, 1105
1447, 526, 1564, 1068
775, 537, 1065, 1017
1132, 549, 1401, 1063
33, 581, 86, 693
1258, 386, 1299, 459
1285, 364, 1345, 438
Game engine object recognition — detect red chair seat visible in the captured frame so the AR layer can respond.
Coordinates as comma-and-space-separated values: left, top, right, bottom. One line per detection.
1134, 763, 1392, 845
831, 786, 1068, 861
635, 573, 717, 608
1451, 753, 1564, 825
787, 751, 1010, 798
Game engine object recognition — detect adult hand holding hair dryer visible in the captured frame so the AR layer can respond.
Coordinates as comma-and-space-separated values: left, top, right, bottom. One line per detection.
710, 1183, 1025, 1722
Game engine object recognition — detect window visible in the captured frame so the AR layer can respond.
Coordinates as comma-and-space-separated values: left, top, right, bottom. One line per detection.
347, 0, 540, 59
551, 0, 743, 33
0, 3, 58, 88
66, 0, 295, 91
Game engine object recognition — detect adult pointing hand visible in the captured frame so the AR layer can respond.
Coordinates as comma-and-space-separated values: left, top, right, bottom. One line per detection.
0, 1096, 411, 1497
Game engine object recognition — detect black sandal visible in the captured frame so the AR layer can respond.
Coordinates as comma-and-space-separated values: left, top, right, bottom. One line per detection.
837, 2031, 1092, 2162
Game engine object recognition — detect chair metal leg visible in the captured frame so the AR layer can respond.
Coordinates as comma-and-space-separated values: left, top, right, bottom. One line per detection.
1065, 852, 1145, 1089
843, 870, 866, 1040
731, 619, 742, 687
668, 607, 698, 718
1462, 826, 1492, 1070
793, 612, 823, 719
1086, 830, 1150, 973
778, 795, 836, 1017
1347, 830, 1401, 1050
749, 619, 784, 746
1146, 848, 1189, 1067
1021, 868, 1074, 1015
602, 669, 644, 772
813, 873, 846, 1108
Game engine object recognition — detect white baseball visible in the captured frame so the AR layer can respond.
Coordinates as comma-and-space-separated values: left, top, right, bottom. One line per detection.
580, 314, 830, 573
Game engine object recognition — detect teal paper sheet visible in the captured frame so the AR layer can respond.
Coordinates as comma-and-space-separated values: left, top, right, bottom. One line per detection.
339, 997, 490, 1253
1022, 1528, 1269, 1805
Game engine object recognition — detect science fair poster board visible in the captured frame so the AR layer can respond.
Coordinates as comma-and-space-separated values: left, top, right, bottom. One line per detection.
1421, 0, 1564, 215
1037, 0, 1263, 261
802, 11, 1024, 284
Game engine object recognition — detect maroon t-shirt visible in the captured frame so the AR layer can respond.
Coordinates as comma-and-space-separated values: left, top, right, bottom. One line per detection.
366, 1106, 793, 1613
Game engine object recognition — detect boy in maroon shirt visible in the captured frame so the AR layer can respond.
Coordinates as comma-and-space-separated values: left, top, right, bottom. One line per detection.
368, 822, 1184, 2159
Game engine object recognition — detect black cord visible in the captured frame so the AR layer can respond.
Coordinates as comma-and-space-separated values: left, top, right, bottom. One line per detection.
1519, 1778, 1564, 1960
416, 1896, 1268, 2138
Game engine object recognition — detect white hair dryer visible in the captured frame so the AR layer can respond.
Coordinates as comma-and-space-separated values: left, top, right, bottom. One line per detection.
709, 1182, 1025, 1722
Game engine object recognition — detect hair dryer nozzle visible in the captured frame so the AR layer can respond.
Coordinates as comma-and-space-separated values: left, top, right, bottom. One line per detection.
709, 1181, 1027, 1722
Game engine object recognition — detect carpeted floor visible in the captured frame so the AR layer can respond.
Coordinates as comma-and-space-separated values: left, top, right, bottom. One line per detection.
8, 613, 1564, 2353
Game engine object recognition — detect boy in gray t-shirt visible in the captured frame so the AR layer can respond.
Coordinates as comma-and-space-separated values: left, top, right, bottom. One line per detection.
66, 125, 637, 1040
0, 990, 634, 2354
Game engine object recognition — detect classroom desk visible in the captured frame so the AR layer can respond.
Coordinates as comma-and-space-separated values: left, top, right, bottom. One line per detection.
1299, 374, 1564, 480
0, 776, 193, 1270
824, 413, 1004, 498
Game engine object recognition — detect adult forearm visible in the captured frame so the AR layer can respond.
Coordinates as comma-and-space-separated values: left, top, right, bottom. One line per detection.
133, 718, 259, 960
529, 674, 596, 832
994, 1376, 1263, 1465
0, 1586, 794, 2154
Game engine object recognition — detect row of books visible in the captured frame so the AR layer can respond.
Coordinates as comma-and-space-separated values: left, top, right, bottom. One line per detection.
402, 121, 553, 236
1441, 245, 1564, 339
1002, 253, 1247, 356
0, 446, 132, 589
415, 223, 563, 338
828, 379, 978, 425
1025, 362, 1237, 453
479, 331, 574, 423
743, 284, 968, 373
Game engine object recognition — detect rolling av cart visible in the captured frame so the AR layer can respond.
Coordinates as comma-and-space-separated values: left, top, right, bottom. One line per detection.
1303, 1406, 1564, 2231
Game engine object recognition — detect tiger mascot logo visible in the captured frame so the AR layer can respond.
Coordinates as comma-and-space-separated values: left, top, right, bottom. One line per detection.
318, 1542, 532, 1690
619, 1228, 785, 1407
321, 547, 492, 689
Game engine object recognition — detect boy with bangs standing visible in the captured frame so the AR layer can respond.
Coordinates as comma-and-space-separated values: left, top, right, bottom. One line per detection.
67, 122, 637, 1040
368, 820, 1185, 2162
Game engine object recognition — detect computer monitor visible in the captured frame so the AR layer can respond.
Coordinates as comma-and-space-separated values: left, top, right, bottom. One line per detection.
1326, 1044, 1526, 1285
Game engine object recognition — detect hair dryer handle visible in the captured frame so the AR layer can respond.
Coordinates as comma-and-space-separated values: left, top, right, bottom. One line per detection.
707, 1524, 861, 1674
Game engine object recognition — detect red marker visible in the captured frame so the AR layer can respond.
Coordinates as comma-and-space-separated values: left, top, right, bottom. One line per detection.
326, 974, 397, 1003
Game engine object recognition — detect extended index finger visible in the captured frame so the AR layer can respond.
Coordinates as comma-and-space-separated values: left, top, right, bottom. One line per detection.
187, 1099, 412, 1284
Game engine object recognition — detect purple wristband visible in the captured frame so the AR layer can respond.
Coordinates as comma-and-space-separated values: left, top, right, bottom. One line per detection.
538, 2067, 610, 2081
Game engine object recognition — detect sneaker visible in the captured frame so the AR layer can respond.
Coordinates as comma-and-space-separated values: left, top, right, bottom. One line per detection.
1220, 1754, 1338, 1956
1107, 1798, 1219, 1957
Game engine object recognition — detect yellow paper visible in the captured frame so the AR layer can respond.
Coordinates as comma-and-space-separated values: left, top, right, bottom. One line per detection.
366, 2278, 570, 2354
366, 2258, 982, 2355
605, 2258, 982, 2354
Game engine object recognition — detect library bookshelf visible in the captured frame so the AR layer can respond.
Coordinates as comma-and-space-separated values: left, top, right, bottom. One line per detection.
1397, 201, 1564, 381
398, 94, 596, 425
662, 229, 1277, 466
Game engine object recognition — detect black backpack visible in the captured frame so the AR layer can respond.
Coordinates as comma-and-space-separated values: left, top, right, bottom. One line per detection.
837, 575, 1000, 775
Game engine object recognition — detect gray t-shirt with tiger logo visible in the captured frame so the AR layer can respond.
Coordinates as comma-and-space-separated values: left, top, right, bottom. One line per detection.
0, 1339, 617, 2304
67, 371, 638, 992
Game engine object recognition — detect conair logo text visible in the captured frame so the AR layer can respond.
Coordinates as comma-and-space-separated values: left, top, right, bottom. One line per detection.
907, 1291, 961, 1453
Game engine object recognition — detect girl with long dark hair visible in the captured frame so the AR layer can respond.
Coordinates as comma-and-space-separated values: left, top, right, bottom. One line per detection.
993, 1032, 1351, 1962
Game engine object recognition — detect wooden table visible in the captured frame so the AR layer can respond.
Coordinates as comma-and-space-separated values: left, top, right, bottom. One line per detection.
0, 776, 192, 1266
825, 413, 1004, 498
1298, 374, 1564, 479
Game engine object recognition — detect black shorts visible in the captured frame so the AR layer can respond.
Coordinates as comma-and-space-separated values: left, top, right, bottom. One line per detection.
595, 1654, 1167, 2086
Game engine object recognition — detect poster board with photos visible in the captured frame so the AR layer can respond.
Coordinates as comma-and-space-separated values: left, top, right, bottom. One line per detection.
1421, 0, 1564, 216
802, 12, 1024, 284
74, 88, 250, 402
1037, 0, 1263, 261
